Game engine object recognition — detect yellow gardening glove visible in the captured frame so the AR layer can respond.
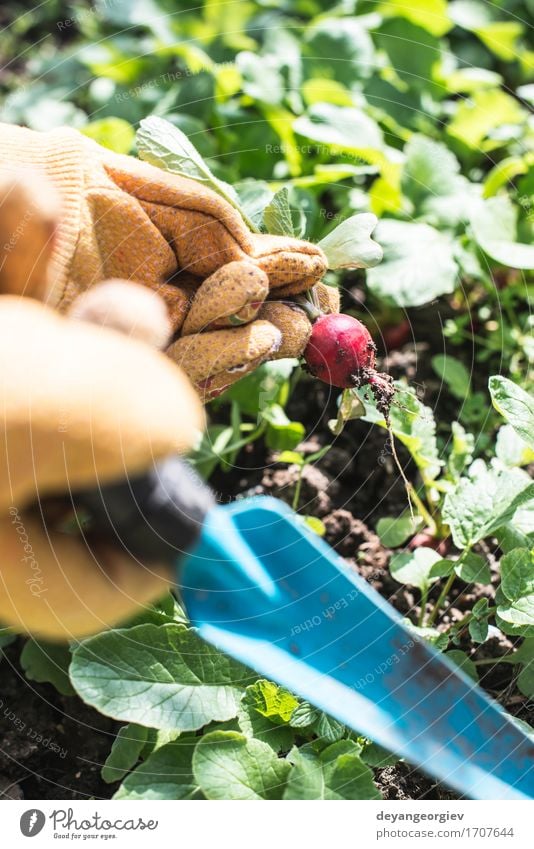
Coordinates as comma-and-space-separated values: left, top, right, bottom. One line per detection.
0, 175, 204, 640
0, 122, 338, 400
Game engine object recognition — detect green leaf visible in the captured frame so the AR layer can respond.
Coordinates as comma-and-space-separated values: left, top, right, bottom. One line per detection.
376, 514, 422, 548
305, 18, 375, 85
496, 425, 534, 469
318, 213, 383, 270
358, 382, 442, 482
432, 354, 471, 401
193, 731, 291, 800
114, 738, 200, 800
375, 19, 442, 94
378, 0, 452, 37
390, 548, 442, 592
235, 51, 284, 106
223, 358, 297, 417
262, 187, 295, 237
448, 89, 525, 150
293, 103, 383, 158
469, 598, 490, 643
366, 220, 458, 307
242, 679, 298, 722
102, 724, 148, 784
500, 548, 534, 602
284, 741, 381, 800
136, 116, 258, 231
21, 639, 75, 696
82, 117, 135, 153
489, 376, 534, 449
470, 197, 534, 270
445, 650, 479, 682
442, 466, 534, 549
234, 179, 274, 231
69, 624, 250, 731
454, 551, 491, 585
401, 135, 462, 209
237, 685, 296, 753
360, 741, 400, 768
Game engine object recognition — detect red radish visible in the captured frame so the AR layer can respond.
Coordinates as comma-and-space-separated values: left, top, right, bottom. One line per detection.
303, 313, 394, 417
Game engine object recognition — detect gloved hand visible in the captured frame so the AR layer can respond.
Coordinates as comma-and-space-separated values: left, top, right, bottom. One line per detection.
0, 174, 205, 639
0, 122, 338, 400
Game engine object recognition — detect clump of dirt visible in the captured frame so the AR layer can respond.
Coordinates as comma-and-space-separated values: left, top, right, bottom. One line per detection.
375, 762, 460, 800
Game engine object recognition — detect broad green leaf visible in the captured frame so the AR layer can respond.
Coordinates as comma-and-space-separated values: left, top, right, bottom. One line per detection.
390, 548, 442, 592
262, 404, 305, 451
500, 548, 534, 602
284, 741, 381, 800
234, 179, 274, 231
235, 51, 284, 106
454, 551, 491, 585
237, 684, 296, 753
358, 382, 442, 482
82, 117, 135, 153
469, 196, 534, 270
69, 624, 250, 731
136, 117, 258, 231
188, 424, 234, 480
262, 187, 295, 237
489, 376, 534, 449
242, 679, 298, 722
378, 0, 452, 37
376, 514, 422, 548
497, 595, 534, 629
114, 738, 199, 800
360, 742, 400, 768
496, 425, 534, 468
366, 220, 458, 307
293, 103, 384, 160
193, 731, 290, 800
401, 135, 462, 209
223, 358, 297, 417
448, 89, 525, 150
442, 466, 534, 548
21, 639, 75, 696
318, 213, 383, 270
432, 354, 471, 400
102, 724, 148, 784
374, 20, 442, 94
305, 18, 375, 85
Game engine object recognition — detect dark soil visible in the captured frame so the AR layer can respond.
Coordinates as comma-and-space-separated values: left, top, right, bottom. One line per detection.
0, 642, 118, 800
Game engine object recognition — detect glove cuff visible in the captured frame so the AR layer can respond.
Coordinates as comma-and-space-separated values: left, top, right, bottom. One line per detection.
0, 122, 85, 305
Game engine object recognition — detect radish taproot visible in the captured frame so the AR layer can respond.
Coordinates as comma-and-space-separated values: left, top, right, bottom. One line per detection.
303, 313, 394, 417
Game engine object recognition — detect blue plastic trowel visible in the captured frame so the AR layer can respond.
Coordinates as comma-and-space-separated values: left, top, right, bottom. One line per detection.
75, 461, 534, 800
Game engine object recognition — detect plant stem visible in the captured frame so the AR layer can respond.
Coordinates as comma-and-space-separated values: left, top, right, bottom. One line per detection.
292, 465, 304, 512
406, 483, 436, 535
418, 587, 428, 626
426, 572, 456, 627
